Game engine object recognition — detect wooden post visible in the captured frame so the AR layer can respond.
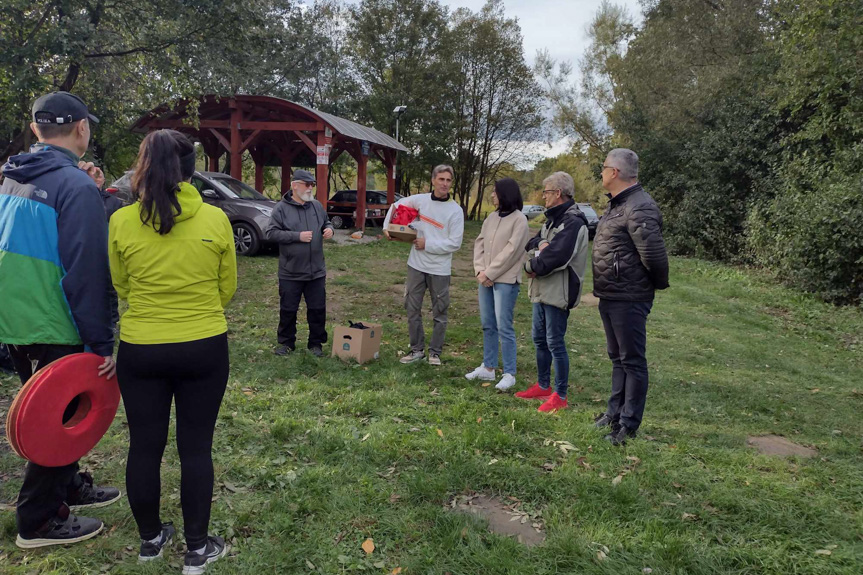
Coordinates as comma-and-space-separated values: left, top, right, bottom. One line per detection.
356, 145, 368, 231
281, 157, 292, 196
229, 101, 242, 180
208, 154, 219, 172
315, 131, 329, 204
254, 160, 264, 192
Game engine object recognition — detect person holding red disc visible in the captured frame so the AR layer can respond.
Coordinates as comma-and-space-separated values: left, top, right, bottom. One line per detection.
109, 129, 237, 572
0, 92, 121, 548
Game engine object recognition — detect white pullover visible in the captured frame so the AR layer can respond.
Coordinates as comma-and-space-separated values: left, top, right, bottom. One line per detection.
383, 193, 464, 276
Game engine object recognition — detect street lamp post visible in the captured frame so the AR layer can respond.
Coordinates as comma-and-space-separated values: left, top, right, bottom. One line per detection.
392, 105, 407, 192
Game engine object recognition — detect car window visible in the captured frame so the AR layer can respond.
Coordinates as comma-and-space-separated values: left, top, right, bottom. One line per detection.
347, 192, 357, 203
331, 191, 345, 202
190, 176, 208, 192
211, 176, 267, 200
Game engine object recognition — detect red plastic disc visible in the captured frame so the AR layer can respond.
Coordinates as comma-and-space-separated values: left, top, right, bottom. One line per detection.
5, 353, 119, 467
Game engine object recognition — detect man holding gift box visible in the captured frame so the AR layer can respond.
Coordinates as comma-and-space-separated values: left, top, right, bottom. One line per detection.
383, 165, 464, 366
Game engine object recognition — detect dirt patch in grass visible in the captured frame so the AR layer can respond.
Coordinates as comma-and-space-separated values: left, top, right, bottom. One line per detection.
747, 435, 817, 458
330, 229, 381, 246
452, 493, 545, 547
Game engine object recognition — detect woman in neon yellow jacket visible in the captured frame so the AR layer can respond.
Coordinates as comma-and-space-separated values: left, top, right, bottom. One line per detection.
109, 129, 236, 572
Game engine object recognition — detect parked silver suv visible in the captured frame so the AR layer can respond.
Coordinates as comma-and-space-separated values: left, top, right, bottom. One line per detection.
107, 171, 278, 256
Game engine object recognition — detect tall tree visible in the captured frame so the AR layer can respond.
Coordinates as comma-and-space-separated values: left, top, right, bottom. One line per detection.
448, 0, 544, 219
348, 0, 453, 195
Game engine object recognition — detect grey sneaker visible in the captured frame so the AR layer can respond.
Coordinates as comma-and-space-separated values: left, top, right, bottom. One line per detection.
139, 522, 175, 562
16, 504, 103, 549
400, 350, 425, 364
428, 353, 441, 366
183, 535, 228, 574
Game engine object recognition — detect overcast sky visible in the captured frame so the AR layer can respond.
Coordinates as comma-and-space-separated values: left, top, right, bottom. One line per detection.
441, 0, 644, 67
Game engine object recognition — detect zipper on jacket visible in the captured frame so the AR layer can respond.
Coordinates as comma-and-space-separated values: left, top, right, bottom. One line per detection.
613, 251, 620, 279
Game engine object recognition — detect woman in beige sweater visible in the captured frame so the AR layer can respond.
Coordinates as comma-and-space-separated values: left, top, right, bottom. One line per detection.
467, 179, 531, 390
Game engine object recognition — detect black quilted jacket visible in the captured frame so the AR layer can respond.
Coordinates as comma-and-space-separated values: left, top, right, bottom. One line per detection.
592, 184, 669, 301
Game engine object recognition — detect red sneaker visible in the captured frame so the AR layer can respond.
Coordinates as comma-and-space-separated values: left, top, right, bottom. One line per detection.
514, 383, 554, 400
538, 393, 568, 413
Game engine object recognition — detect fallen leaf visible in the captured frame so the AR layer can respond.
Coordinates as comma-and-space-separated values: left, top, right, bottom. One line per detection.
481, 382, 491, 387
681, 513, 698, 521
305, 559, 316, 569
488, 458, 499, 465
477, 417, 483, 423
391, 569, 402, 575
612, 475, 624, 486
643, 569, 653, 574
814, 549, 832, 556
362, 538, 375, 554
437, 429, 444, 438
374, 561, 386, 568
626, 456, 641, 465
672, 482, 683, 489
389, 493, 401, 503
597, 550, 607, 561
361, 433, 371, 442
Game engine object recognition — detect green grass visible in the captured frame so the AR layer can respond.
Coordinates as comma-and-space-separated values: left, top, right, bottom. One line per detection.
1, 221, 861, 574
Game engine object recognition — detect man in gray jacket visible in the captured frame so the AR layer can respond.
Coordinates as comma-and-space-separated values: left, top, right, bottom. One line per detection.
266, 170, 334, 357
514, 172, 589, 413
592, 149, 669, 445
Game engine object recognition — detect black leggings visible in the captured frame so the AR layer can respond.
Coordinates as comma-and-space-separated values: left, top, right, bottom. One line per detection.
117, 333, 228, 549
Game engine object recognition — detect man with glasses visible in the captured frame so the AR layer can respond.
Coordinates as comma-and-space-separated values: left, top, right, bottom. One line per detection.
514, 172, 589, 413
592, 149, 669, 445
266, 169, 334, 357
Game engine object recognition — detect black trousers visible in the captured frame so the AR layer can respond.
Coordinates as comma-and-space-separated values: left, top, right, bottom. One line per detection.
117, 333, 228, 549
598, 299, 653, 431
277, 277, 327, 349
8, 343, 85, 534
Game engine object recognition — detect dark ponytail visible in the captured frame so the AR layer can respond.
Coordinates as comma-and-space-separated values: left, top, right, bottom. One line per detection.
131, 129, 195, 235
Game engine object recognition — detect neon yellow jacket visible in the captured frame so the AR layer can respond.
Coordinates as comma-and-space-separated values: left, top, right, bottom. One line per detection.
109, 182, 237, 344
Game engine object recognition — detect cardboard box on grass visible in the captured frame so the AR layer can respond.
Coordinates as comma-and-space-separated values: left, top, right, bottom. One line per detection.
386, 223, 417, 242
332, 322, 382, 364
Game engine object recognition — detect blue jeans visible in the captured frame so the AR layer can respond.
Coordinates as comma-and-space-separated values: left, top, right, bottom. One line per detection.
478, 282, 520, 374
532, 303, 570, 397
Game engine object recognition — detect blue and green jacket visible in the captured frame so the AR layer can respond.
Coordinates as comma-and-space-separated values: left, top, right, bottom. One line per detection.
0, 144, 114, 356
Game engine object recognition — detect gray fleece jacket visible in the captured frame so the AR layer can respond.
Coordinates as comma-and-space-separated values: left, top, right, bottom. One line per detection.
265, 195, 333, 281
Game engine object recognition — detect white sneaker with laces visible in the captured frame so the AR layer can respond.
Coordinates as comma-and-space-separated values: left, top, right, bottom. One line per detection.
465, 365, 495, 381
495, 373, 517, 390
400, 350, 425, 364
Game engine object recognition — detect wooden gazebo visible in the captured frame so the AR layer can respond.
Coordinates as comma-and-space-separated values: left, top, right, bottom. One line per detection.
131, 95, 408, 229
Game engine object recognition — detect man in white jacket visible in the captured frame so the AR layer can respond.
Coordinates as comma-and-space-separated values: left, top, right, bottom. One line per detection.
383, 165, 464, 366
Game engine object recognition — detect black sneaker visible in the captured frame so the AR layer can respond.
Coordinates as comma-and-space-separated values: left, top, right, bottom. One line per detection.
593, 413, 614, 429
68, 472, 122, 510
309, 345, 323, 357
183, 535, 228, 575
605, 424, 637, 446
274, 344, 294, 356
16, 504, 104, 548
139, 522, 175, 562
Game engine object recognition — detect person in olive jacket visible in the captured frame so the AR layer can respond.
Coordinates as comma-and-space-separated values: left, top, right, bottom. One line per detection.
592, 149, 669, 445
266, 170, 334, 357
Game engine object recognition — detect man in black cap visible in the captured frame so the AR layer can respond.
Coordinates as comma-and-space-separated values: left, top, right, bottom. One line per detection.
266, 169, 334, 357
0, 91, 121, 547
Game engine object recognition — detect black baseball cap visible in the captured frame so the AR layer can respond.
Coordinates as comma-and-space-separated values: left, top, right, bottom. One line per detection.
291, 169, 316, 184
31, 91, 99, 126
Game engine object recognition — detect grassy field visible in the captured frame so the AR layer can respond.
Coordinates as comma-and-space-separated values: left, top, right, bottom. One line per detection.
1, 221, 861, 574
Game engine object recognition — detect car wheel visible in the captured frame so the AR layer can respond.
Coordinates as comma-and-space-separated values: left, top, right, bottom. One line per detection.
233, 222, 260, 256
332, 215, 354, 229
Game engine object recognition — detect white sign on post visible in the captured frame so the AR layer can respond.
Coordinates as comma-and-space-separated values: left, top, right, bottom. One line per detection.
316, 145, 328, 165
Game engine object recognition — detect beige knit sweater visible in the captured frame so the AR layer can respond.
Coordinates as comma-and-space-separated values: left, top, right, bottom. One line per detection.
473, 210, 531, 284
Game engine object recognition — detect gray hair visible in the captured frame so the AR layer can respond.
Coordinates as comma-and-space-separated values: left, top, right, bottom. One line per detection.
606, 148, 639, 180
432, 164, 454, 179
543, 171, 575, 198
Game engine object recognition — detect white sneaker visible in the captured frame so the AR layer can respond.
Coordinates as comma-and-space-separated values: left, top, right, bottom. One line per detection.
400, 350, 425, 364
465, 365, 495, 381
495, 373, 517, 390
